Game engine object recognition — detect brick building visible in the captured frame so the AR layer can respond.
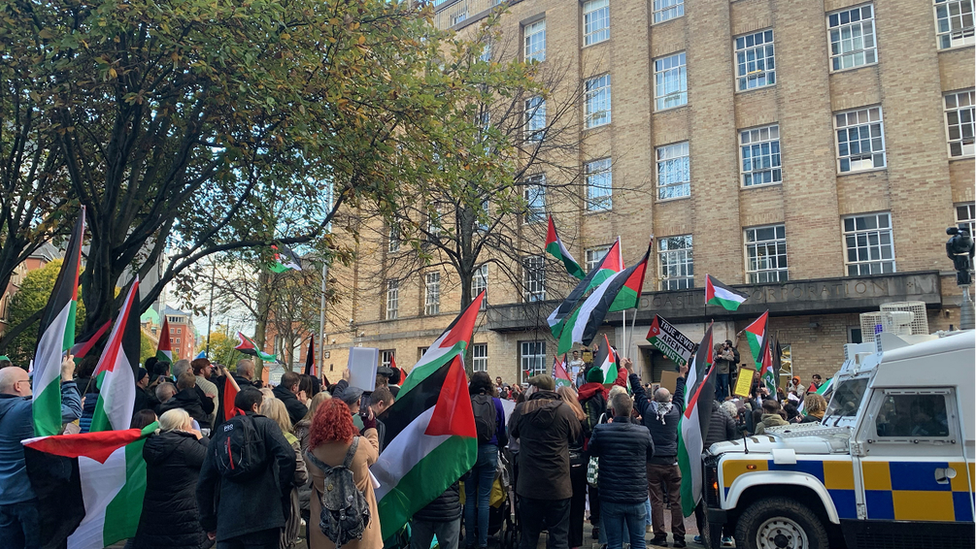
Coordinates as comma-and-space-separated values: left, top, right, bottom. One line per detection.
161, 306, 197, 362
319, 0, 974, 386
0, 243, 61, 337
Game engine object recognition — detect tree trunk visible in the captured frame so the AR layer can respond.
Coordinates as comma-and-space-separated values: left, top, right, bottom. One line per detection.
253, 269, 272, 380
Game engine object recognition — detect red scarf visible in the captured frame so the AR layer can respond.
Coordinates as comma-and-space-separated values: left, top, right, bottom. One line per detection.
577, 382, 608, 402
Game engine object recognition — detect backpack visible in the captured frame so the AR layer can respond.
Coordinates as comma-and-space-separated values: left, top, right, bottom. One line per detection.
305, 438, 370, 548
471, 394, 497, 444
211, 414, 267, 481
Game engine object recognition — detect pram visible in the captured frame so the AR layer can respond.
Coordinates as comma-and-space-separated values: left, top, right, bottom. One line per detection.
461, 448, 518, 549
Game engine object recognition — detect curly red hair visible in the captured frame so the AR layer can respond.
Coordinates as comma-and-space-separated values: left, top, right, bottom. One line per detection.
309, 398, 358, 449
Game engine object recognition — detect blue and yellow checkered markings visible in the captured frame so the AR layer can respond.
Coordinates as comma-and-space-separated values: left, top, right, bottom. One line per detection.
862, 460, 972, 522
721, 458, 858, 519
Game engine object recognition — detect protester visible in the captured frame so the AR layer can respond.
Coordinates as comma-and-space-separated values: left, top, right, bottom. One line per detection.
155, 382, 177, 413
133, 367, 160, 414
693, 401, 740, 546
577, 366, 609, 540
131, 409, 158, 429
784, 399, 802, 423
409, 482, 462, 549
306, 398, 381, 549
755, 399, 789, 434
588, 387, 654, 549
370, 386, 395, 452
133, 408, 209, 549
150, 359, 172, 385
0, 356, 12, 370
75, 355, 100, 433
808, 374, 824, 394
197, 388, 297, 549
260, 398, 309, 549
234, 359, 258, 389
159, 372, 211, 430
556, 385, 591, 549
465, 372, 507, 549
509, 374, 582, 549
273, 372, 309, 425
193, 358, 219, 426
630, 362, 688, 548
569, 351, 585, 386
295, 392, 332, 452
801, 393, 828, 424
724, 339, 740, 398
713, 343, 734, 402
0, 356, 82, 549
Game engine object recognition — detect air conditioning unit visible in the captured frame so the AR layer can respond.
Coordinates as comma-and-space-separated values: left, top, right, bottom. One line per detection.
880, 301, 929, 335
859, 312, 883, 343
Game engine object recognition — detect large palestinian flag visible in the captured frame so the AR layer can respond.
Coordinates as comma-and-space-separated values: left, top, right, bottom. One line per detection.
23, 422, 157, 549
398, 291, 484, 396
591, 334, 618, 384
547, 239, 621, 340
89, 278, 141, 433
32, 207, 86, 437
372, 355, 476, 541
545, 216, 584, 279
705, 274, 748, 311
742, 310, 768, 366
155, 317, 173, 364
234, 332, 277, 363
677, 323, 716, 517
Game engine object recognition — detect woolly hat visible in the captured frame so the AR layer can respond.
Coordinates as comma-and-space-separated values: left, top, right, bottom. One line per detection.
586, 366, 605, 384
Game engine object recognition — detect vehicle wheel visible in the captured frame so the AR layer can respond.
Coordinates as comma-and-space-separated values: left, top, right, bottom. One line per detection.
734, 497, 829, 549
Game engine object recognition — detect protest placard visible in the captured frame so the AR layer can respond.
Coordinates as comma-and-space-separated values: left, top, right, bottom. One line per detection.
645, 315, 695, 367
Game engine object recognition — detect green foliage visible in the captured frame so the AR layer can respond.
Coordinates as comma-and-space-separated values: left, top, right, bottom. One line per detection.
5, 260, 86, 366
202, 331, 245, 369
140, 331, 155, 365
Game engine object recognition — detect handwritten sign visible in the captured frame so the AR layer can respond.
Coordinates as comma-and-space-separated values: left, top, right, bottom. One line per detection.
646, 315, 695, 367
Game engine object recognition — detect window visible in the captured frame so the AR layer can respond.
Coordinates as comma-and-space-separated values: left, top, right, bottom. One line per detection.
451, 11, 467, 25
585, 246, 610, 272
480, 41, 492, 62
843, 212, 895, 275
778, 344, 792, 387
828, 5, 877, 71
659, 235, 693, 290
425, 272, 440, 315
176, 328, 182, 334
739, 125, 782, 186
427, 206, 442, 238
956, 203, 975, 235
848, 326, 863, 344
380, 350, 395, 369
472, 343, 488, 372
472, 265, 488, 309
653, 0, 683, 23
745, 224, 788, 283
834, 106, 886, 172
584, 74, 611, 128
386, 279, 399, 320
583, 0, 610, 45
653, 52, 687, 111
525, 96, 546, 141
524, 176, 546, 223
520, 341, 547, 383
418, 346, 428, 359
388, 226, 400, 253
523, 255, 546, 302
585, 158, 612, 211
876, 392, 950, 438
524, 19, 546, 62
945, 90, 975, 157
175, 338, 181, 344
656, 142, 690, 199
826, 377, 869, 417
735, 30, 776, 91
935, 0, 975, 49
477, 199, 490, 231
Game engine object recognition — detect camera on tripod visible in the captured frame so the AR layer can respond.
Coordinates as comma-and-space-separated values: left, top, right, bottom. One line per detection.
946, 224, 975, 286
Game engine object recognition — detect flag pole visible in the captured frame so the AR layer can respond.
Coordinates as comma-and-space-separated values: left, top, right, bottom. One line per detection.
318, 260, 329, 382
617, 235, 626, 357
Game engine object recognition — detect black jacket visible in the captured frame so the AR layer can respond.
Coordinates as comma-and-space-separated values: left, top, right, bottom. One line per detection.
272, 385, 308, 426
704, 404, 739, 449
412, 481, 462, 523
133, 385, 159, 415
508, 390, 582, 500
134, 431, 210, 549
159, 389, 211, 430
196, 412, 297, 541
631, 373, 686, 463
588, 417, 654, 504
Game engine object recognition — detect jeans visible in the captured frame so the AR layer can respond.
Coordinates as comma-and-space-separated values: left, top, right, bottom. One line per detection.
644, 497, 652, 526
519, 497, 571, 549
646, 463, 685, 539
411, 518, 461, 549
716, 374, 729, 401
464, 444, 497, 548
0, 499, 40, 549
601, 501, 647, 549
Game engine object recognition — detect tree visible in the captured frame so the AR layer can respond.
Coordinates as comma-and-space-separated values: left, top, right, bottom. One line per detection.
4, 260, 86, 366
200, 331, 246, 370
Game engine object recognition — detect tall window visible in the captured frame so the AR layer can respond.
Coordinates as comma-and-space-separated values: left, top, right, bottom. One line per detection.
585, 158, 613, 211
956, 203, 975, 236
585, 246, 610, 272
583, 0, 610, 45
945, 89, 975, 157
525, 96, 546, 141
472, 343, 489, 372
523, 255, 546, 302
652, 0, 683, 23
740, 125, 782, 186
386, 279, 399, 320
656, 142, 690, 199
388, 226, 400, 253
843, 212, 895, 275
659, 235, 693, 290
653, 52, 687, 111
427, 206, 442, 238
472, 264, 488, 309
745, 225, 789, 283
480, 41, 492, 62
584, 74, 612, 128
425, 272, 440, 315
935, 0, 975, 49
524, 19, 546, 62
835, 106, 886, 173
524, 176, 546, 223
735, 30, 776, 91
520, 341, 547, 383
828, 5, 877, 71
380, 350, 395, 368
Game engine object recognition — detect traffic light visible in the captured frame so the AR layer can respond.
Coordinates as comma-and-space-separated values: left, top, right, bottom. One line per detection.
946, 224, 975, 286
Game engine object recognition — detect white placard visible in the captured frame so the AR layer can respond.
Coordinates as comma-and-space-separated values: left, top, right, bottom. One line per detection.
347, 347, 379, 391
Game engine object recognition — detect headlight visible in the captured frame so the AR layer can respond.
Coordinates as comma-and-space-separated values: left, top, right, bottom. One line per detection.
703, 455, 721, 506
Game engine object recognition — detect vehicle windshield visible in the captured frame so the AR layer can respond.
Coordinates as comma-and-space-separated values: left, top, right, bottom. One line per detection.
825, 377, 868, 417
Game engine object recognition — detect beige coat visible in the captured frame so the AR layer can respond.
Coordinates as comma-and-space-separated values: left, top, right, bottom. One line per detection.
307, 428, 381, 549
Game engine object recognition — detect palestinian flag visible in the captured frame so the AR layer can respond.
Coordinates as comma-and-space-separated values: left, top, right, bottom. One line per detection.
742, 311, 769, 366
399, 291, 484, 396
677, 323, 716, 517
32, 207, 85, 437
705, 275, 748, 311
304, 335, 316, 376
372, 355, 476, 541
758, 331, 776, 395
547, 239, 621, 339
552, 354, 572, 388
89, 278, 141, 433
221, 374, 242, 423
155, 317, 173, 364
270, 244, 303, 273
545, 216, 584, 279
591, 334, 618, 384
69, 320, 112, 359
235, 332, 277, 363
558, 244, 651, 354
23, 422, 157, 549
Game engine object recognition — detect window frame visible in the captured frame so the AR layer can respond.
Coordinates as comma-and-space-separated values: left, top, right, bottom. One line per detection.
523, 175, 547, 224
388, 226, 400, 253
380, 350, 395, 369
933, 0, 975, 50
944, 89, 975, 158
656, 141, 691, 200
472, 264, 488, 309
472, 343, 489, 373
870, 389, 955, 442
834, 106, 887, 173
524, 19, 546, 63
524, 96, 547, 141
523, 255, 546, 302
585, 157, 613, 212
827, 4, 878, 72
424, 271, 440, 316
585, 246, 611, 272
658, 235, 694, 290
519, 340, 547, 384
386, 279, 399, 320
652, 0, 684, 24
583, 0, 610, 46
584, 74, 612, 129
734, 29, 776, 92
653, 52, 687, 111
956, 202, 975, 236
739, 124, 783, 187
842, 212, 896, 276
744, 224, 789, 283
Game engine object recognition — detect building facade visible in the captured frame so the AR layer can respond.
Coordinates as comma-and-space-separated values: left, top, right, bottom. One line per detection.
161, 306, 197, 362
0, 243, 61, 337
319, 0, 974, 387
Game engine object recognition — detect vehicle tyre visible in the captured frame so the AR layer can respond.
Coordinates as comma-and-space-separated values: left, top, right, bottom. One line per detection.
734, 497, 829, 549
